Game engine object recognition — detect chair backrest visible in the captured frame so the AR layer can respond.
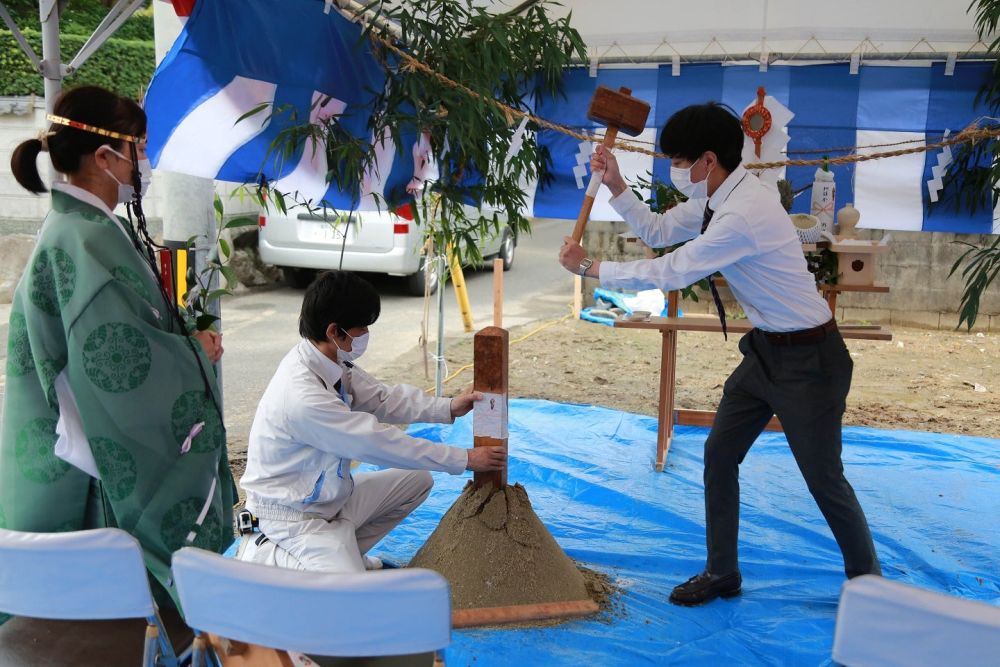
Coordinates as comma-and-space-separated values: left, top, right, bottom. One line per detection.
0, 528, 155, 620
171, 547, 451, 657
833, 574, 1000, 667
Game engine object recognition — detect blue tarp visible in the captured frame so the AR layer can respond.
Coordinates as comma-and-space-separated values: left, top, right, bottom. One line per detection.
364, 399, 1000, 666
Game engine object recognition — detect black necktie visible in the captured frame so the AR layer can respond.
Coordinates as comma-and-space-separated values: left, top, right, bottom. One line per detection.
702, 205, 728, 340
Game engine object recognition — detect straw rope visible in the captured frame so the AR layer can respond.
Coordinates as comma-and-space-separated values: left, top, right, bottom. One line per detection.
745, 125, 999, 169
786, 136, 932, 154
362, 26, 999, 170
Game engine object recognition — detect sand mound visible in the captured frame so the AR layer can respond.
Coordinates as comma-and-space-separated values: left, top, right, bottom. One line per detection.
409, 482, 590, 610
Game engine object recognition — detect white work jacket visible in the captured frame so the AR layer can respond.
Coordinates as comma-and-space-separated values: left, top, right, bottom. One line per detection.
241, 339, 468, 522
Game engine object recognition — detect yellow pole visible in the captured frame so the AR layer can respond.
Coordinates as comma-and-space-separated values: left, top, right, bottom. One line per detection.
176, 248, 188, 307
447, 244, 475, 332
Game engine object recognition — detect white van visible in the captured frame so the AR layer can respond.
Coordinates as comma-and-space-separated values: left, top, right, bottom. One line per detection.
259, 203, 516, 295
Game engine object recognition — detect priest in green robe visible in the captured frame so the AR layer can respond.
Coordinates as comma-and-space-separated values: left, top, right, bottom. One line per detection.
1, 86, 235, 609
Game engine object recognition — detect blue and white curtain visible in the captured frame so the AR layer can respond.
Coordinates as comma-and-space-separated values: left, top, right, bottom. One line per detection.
146, 0, 994, 234
535, 62, 995, 234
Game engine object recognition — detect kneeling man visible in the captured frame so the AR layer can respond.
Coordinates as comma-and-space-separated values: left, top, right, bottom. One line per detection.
238, 270, 505, 572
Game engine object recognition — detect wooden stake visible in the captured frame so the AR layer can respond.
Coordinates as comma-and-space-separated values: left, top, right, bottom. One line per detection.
452, 599, 599, 628
473, 326, 508, 490
573, 274, 583, 319
493, 257, 504, 328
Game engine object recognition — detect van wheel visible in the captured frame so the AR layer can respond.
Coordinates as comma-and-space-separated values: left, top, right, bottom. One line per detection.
498, 227, 515, 271
283, 267, 316, 289
406, 256, 439, 296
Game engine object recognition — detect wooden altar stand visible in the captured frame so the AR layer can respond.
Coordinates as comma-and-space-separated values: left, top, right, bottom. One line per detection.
615, 291, 892, 471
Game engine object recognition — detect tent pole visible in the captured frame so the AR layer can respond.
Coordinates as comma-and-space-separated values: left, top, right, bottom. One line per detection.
39, 0, 62, 114
435, 253, 446, 398
0, 2, 42, 70
574, 50, 989, 66
64, 0, 146, 76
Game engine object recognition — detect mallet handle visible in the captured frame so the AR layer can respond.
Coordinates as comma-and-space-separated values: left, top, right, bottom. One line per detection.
571, 126, 620, 243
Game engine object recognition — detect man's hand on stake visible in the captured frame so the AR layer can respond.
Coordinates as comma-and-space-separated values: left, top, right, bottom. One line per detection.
450, 383, 482, 419
466, 446, 507, 471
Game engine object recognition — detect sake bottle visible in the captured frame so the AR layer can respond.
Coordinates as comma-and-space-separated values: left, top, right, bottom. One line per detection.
810, 157, 836, 234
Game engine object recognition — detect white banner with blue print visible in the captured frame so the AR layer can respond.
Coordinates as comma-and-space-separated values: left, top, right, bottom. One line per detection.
537, 61, 995, 234
146, 0, 421, 212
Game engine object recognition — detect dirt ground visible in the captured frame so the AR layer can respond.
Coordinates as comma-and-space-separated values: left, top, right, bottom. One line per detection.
380, 317, 1000, 439
225, 316, 999, 486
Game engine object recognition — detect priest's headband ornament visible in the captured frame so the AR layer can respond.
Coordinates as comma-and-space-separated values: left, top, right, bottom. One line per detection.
45, 113, 142, 144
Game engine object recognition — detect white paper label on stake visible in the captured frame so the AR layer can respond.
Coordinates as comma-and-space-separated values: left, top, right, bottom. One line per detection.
473, 392, 508, 439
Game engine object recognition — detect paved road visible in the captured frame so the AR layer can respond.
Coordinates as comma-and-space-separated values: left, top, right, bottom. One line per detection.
218, 217, 575, 447
0, 218, 577, 442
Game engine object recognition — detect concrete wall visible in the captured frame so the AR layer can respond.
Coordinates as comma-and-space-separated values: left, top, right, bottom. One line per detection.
581, 220, 1000, 331
0, 96, 50, 222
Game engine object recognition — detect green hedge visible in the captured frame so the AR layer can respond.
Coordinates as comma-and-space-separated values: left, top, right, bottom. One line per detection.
0, 29, 155, 99
3, 1, 154, 41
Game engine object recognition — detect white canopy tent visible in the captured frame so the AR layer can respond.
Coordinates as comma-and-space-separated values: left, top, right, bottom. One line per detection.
499, 0, 988, 64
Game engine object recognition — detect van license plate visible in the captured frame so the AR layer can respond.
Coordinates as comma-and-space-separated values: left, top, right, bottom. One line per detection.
300, 221, 348, 243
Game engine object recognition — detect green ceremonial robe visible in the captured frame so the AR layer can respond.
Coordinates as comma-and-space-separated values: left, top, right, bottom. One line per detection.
1, 188, 235, 608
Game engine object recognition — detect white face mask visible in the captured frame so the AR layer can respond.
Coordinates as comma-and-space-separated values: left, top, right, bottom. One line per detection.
137, 158, 152, 197
101, 146, 151, 203
670, 155, 712, 199
336, 329, 369, 363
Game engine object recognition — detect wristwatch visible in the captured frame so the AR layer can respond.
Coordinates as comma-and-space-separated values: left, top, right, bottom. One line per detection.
578, 257, 594, 277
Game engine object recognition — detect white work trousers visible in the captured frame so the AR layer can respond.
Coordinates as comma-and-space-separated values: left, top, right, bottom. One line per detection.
245, 469, 433, 573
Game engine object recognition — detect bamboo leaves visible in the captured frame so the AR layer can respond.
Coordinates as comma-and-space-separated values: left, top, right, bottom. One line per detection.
939, 0, 1000, 329
251, 0, 585, 267
949, 234, 1000, 330
182, 194, 246, 331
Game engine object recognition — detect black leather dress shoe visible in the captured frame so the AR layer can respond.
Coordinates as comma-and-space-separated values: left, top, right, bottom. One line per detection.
669, 570, 742, 606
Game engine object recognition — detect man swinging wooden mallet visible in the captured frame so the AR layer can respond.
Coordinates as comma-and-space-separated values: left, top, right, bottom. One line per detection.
570, 85, 652, 246
559, 100, 881, 607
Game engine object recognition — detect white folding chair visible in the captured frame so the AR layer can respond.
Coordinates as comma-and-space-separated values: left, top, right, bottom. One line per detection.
833, 574, 1000, 666
0, 527, 186, 667
171, 546, 451, 666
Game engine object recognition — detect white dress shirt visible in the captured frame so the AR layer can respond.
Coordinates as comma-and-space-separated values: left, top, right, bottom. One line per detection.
598, 165, 832, 332
241, 339, 468, 522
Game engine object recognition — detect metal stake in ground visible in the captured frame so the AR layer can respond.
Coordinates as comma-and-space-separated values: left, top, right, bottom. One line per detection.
473, 326, 509, 490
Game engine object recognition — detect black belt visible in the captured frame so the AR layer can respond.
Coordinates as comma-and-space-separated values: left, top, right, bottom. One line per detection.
761, 319, 838, 346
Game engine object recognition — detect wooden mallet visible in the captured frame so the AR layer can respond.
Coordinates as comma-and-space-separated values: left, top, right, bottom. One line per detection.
571, 86, 652, 243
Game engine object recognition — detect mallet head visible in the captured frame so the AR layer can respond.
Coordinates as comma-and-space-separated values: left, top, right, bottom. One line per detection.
586, 85, 651, 137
